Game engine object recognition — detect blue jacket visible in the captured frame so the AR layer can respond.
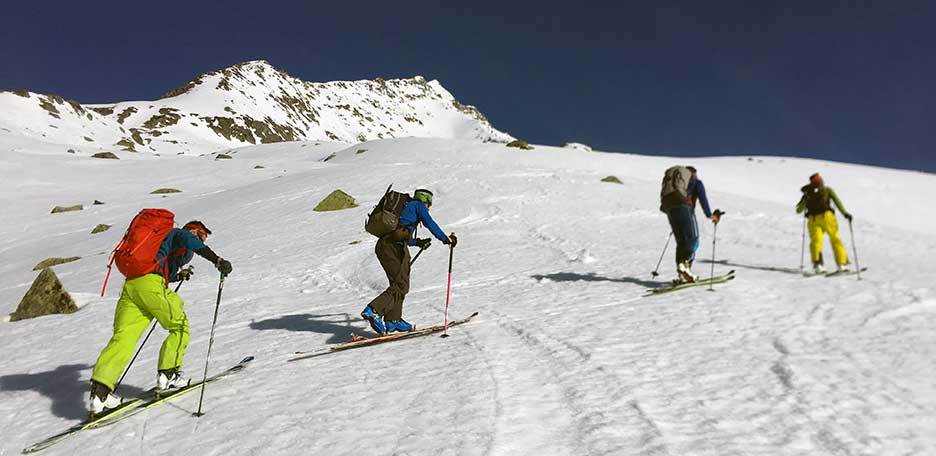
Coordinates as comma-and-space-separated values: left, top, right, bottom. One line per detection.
154, 228, 206, 281
398, 200, 447, 246
687, 177, 712, 218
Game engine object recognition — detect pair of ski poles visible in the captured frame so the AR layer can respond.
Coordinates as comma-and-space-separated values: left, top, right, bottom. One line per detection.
651, 211, 724, 290
800, 216, 862, 280
114, 266, 226, 416
409, 233, 457, 337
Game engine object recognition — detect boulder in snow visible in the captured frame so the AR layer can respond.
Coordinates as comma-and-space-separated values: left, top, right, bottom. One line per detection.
216, 153, 233, 160
601, 176, 623, 184
313, 190, 358, 212
150, 188, 182, 194
91, 224, 111, 234
92, 152, 119, 159
10, 268, 78, 321
506, 140, 534, 150
32, 256, 81, 271
51, 204, 83, 214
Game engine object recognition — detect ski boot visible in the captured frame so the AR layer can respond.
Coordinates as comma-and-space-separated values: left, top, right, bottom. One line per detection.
385, 319, 415, 333
89, 380, 122, 417
156, 368, 190, 393
676, 261, 698, 283
360, 305, 386, 335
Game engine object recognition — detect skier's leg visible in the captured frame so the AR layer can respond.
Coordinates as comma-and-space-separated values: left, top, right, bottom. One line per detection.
807, 215, 825, 265
825, 212, 850, 265
368, 239, 409, 320
133, 274, 190, 371
668, 207, 693, 265
91, 280, 154, 390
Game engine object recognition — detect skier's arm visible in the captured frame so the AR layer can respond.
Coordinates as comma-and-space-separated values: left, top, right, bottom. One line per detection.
416, 203, 448, 242
827, 187, 850, 218
195, 245, 233, 275
695, 180, 713, 218
795, 194, 807, 214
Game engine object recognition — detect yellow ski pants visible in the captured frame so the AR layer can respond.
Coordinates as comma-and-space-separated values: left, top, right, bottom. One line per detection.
91, 274, 190, 390
808, 211, 850, 266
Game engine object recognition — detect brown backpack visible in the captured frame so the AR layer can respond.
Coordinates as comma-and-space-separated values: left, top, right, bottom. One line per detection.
365, 185, 411, 239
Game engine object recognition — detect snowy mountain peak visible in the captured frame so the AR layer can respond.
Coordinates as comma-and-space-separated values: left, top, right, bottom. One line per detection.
0, 61, 513, 156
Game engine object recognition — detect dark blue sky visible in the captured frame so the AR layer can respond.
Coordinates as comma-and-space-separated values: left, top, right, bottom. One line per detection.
3, 1, 934, 171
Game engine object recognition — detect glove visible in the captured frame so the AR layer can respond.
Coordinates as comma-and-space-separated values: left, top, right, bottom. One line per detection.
216, 258, 233, 276
414, 238, 432, 249
445, 234, 458, 247
176, 266, 194, 282
710, 209, 724, 224
844, 213, 853, 222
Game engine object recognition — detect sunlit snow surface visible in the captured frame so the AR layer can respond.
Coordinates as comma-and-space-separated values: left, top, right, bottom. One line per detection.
1, 137, 934, 455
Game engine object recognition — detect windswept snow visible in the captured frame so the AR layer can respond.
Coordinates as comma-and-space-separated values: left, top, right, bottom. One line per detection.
0, 137, 934, 455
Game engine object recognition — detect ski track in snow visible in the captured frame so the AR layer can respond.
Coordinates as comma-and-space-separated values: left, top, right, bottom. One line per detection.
1, 138, 935, 455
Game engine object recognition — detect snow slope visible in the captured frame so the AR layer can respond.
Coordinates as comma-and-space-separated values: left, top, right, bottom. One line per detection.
1, 137, 934, 456
0, 60, 513, 158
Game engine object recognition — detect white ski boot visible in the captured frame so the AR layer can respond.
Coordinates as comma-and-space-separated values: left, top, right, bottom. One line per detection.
89, 381, 122, 416
156, 369, 190, 391
676, 261, 698, 283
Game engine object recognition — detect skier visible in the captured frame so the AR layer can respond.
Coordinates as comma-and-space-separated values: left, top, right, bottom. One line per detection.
361, 188, 456, 335
89, 220, 233, 416
796, 173, 852, 274
660, 166, 721, 283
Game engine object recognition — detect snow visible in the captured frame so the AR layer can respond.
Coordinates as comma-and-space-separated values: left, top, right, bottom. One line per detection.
1, 136, 934, 455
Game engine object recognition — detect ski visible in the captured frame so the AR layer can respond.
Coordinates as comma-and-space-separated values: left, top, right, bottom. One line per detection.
288, 312, 479, 362
825, 267, 867, 278
644, 270, 736, 296
23, 356, 254, 454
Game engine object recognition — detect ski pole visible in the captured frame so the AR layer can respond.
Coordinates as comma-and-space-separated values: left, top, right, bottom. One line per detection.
409, 245, 427, 266
848, 219, 861, 280
115, 272, 188, 392
800, 217, 806, 271
194, 273, 225, 417
709, 210, 724, 291
651, 232, 672, 278
441, 233, 455, 338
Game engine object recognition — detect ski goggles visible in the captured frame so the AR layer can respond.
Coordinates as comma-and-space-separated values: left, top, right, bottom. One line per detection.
414, 189, 434, 207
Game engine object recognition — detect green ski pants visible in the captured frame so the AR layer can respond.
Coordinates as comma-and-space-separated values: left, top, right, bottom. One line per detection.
91, 273, 190, 390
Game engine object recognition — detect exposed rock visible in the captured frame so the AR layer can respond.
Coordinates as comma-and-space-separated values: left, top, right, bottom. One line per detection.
67, 149, 76, 154
92, 152, 119, 159
51, 205, 83, 214
254, 165, 265, 169
323, 153, 336, 162
93, 200, 105, 205
33, 256, 81, 271
506, 140, 534, 150
91, 224, 111, 234
313, 190, 358, 212
10, 268, 79, 321
215, 153, 233, 160
563, 142, 593, 152
116, 107, 137, 124
83, 136, 94, 142
90, 106, 114, 116
356, 149, 367, 154
150, 188, 182, 194
601, 176, 623, 184
2, 89, 30, 98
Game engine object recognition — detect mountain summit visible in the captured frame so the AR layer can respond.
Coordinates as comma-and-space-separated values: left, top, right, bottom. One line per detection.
0, 60, 513, 155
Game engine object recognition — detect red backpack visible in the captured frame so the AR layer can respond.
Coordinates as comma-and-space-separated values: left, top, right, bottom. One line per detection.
100, 208, 175, 296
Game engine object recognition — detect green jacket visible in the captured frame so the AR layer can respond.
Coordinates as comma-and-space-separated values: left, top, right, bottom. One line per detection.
796, 185, 849, 217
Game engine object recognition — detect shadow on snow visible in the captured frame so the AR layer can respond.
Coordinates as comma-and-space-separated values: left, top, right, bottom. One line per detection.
698, 258, 802, 275
531, 272, 663, 289
249, 312, 370, 344
0, 364, 147, 420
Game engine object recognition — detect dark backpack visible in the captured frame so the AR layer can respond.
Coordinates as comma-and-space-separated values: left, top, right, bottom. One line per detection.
802, 185, 832, 215
365, 185, 411, 238
660, 166, 692, 210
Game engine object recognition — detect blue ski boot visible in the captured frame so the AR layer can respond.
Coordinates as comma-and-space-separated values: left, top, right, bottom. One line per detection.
385, 319, 415, 333
360, 305, 386, 335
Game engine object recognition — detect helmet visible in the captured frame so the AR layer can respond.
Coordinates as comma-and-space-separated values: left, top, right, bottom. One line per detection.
183, 220, 212, 236
413, 189, 433, 206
